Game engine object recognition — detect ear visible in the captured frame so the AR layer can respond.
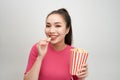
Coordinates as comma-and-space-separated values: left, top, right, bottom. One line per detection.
65, 27, 70, 35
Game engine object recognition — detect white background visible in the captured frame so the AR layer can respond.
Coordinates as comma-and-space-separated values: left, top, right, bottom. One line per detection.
0, 0, 120, 80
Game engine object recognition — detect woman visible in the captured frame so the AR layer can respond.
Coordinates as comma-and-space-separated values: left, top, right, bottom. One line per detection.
24, 8, 88, 80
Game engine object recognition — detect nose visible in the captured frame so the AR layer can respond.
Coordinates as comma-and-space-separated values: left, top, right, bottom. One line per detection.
49, 27, 56, 33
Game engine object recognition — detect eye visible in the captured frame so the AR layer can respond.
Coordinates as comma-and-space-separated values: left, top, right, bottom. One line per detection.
55, 25, 61, 27
46, 25, 51, 28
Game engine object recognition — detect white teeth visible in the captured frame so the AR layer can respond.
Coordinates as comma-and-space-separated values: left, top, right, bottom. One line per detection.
49, 35, 57, 38
51, 36, 55, 38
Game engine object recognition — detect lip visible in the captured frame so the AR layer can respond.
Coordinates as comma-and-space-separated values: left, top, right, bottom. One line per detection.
49, 35, 58, 40
49, 34, 57, 37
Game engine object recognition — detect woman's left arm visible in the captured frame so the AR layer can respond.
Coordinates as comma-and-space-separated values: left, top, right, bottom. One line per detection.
76, 64, 88, 80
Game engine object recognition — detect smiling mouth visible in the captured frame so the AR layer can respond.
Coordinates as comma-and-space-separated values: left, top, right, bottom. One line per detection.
49, 35, 58, 40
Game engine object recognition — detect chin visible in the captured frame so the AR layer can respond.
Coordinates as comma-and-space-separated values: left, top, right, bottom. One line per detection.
50, 40, 61, 45
50, 41, 57, 45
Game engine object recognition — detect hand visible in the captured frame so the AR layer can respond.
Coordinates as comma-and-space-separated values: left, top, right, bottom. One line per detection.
37, 38, 51, 58
76, 64, 88, 80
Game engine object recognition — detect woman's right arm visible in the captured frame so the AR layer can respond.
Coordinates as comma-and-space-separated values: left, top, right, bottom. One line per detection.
24, 38, 51, 80
24, 56, 43, 80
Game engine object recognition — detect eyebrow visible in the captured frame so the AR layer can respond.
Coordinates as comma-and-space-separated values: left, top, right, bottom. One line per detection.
46, 22, 62, 25
54, 22, 62, 24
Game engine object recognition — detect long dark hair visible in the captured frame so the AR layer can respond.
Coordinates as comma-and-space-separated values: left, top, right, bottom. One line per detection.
46, 8, 73, 45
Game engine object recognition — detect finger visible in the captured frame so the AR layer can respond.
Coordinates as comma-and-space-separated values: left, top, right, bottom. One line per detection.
81, 64, 88, 71
38, 40, 48, 46
46, 37, 51, 42
41, 38, 51, 43
77, 66, 88, 75
81, 67, 88, 72
82, 64, 88, 68
77, 69, 87, 75
77, 71, 88, 78
38, 38, 51, 46
78, 73, 88, 78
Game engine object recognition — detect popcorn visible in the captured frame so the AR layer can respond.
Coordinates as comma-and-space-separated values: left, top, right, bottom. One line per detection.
70, 48, 88, 75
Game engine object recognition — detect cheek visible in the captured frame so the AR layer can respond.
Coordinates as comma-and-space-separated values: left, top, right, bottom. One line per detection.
45, 28, 49, 35
58, 30, 67, 37
59, 28, 67, 35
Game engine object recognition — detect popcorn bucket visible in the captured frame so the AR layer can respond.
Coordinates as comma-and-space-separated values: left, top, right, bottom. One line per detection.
70, 48, 88, 75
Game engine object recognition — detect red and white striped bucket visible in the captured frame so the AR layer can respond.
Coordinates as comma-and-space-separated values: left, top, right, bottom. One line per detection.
70, 48, 88, 75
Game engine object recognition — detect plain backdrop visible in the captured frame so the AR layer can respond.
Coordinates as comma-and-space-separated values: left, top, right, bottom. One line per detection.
0, 0, 120, 80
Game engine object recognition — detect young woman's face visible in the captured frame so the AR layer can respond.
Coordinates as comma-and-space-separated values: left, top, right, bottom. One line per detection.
45, 14, 69, 45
